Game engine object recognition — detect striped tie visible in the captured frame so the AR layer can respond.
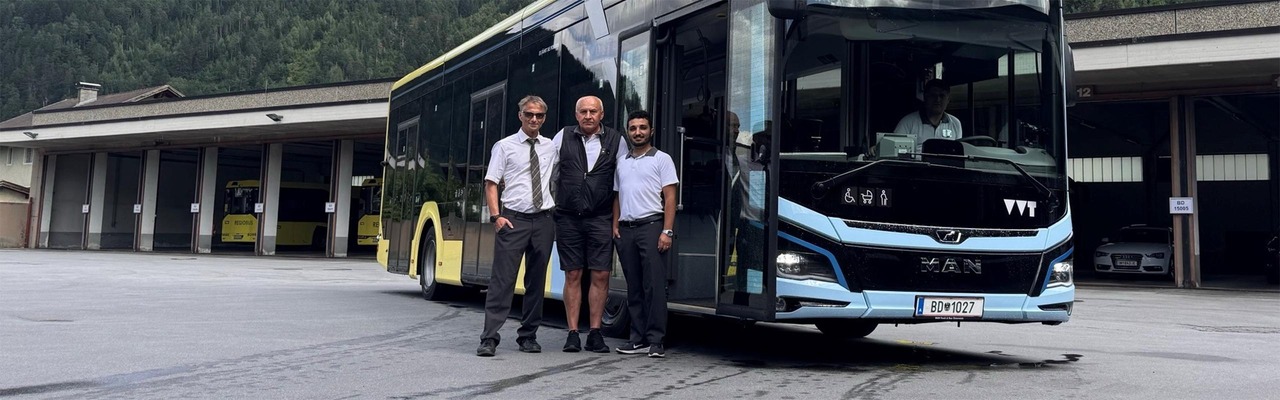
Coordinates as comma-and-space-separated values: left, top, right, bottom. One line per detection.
527, 138, 543, 210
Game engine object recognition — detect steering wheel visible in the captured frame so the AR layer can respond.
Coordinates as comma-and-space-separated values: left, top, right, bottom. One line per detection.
958, 135, 998, 147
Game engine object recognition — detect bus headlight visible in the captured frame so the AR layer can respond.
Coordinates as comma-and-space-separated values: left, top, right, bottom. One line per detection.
1048, 259, 1073, 288
776, 251, 837, 283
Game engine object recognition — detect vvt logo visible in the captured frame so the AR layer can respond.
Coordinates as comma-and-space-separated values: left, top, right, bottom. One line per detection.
1004, 199, 1037, 217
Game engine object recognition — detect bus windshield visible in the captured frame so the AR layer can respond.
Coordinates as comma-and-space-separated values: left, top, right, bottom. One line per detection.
776, 9, 1067, 229
360, 184, 381, 216
224, 187, 258, 215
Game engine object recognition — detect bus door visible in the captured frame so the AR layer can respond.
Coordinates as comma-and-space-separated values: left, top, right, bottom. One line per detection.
657, 1, 778, 321
461, 83, 506, 283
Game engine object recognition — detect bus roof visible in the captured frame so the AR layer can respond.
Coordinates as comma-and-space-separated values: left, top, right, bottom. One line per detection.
392, 0, 558, 92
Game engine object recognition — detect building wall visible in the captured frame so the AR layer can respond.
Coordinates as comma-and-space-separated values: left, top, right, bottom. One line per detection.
0, 202, 26, 247
0, 146, 35, 194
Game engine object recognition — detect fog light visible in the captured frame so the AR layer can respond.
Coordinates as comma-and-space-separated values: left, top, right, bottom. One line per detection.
776, 298, 788, 312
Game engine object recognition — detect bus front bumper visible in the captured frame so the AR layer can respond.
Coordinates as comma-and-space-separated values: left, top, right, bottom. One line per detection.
774, 278, 1074, 323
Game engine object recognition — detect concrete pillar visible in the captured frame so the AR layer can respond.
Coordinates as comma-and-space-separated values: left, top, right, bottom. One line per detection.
257, 143, 283, 256
194, 147, 218, 253
330, 140, 354, 257
137, 150, 160, 251
86, 152, 108, 250
31, 152, 52, 249
1170, 96, 1201, 288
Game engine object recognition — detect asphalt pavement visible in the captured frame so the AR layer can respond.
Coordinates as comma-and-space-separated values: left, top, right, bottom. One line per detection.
1, 249, 1277, 399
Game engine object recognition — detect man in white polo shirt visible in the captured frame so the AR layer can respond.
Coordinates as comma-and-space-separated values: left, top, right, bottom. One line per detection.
893, 79, 963, 153
611, 110, 678, 359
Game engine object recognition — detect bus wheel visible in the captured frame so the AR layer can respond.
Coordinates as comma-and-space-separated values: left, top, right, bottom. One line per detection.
599, 292, 630, 339
419, 227, 445, 301
815, 320, 877, 339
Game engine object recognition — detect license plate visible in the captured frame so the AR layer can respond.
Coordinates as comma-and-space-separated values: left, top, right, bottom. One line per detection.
1116, 260, 1138, 266
915, 297, 984, 319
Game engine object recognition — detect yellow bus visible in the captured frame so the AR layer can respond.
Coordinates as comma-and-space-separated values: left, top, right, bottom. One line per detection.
221, 180, 330, 247
356, 178, 382, 246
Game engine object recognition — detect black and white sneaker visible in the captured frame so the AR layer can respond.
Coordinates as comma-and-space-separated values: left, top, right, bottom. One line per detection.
615, 342, 650, 355
648, 344, 665, 358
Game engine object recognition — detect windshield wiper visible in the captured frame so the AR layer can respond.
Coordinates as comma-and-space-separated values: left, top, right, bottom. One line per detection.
810, 153, 1058, 208
906, 152, 1056, 202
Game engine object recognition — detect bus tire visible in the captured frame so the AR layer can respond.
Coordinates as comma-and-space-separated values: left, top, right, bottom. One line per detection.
419, 227, 446, 301
599, 292, 630, 339
815, 320, 877, 339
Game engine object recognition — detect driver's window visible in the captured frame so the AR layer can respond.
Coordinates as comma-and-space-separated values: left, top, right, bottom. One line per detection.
783, 67, 843, 153
946, 51, 1043, 148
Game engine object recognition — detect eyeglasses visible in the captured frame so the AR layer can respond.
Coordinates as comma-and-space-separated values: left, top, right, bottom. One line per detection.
522, 111, 546, 120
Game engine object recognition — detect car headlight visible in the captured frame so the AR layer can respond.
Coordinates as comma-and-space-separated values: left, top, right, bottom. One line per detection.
1048, 259, 1073, 288
1146, 252, 1165, 259
776, 238, 838, 283
1093, 251, 1107, 258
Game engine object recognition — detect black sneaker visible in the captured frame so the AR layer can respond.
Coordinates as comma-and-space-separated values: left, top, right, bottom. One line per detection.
562, 331, 581, 352
648, 344, 665, 358
517, 337, 541, 353
584, 329, 609, 353
476, 339, 497, 357
615, 342, 650, 355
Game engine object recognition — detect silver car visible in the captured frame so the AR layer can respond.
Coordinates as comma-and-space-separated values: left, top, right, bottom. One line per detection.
1093, 225, 1173, 275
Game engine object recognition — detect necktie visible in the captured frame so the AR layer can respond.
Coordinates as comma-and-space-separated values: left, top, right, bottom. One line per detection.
527, 138, 543, 210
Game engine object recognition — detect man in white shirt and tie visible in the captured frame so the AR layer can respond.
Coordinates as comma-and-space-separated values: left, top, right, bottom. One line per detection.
476, 95, 557, 357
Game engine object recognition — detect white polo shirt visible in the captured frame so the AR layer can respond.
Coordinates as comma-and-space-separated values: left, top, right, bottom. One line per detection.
893, 111, 964, 152
484, 131, 557, 214
614, 147, 679, 222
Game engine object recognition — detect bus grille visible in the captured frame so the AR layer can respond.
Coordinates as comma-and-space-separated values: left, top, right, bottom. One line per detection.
839, 245, 1044, 295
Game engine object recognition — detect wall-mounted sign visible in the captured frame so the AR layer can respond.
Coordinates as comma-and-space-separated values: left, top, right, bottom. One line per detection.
133, 204, 142, 214
254, 203, 264, 213
81, 204, 89, 214
190, 203, 200, 213
1076, 86, 1094, 98
1169, 197, 1194, 214
325, 202, 336, 213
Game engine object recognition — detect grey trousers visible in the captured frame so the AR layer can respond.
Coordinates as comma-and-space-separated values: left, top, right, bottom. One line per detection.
617, 220, 668, 345
481, 211, 554, 344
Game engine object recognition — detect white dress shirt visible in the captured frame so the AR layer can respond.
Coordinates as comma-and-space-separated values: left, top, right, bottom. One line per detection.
484, 131, 558, 214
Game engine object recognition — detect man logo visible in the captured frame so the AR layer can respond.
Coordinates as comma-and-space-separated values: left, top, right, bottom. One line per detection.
935, 230, 964, 244
920, 257, 982, 274
1004, 199, 1037, 217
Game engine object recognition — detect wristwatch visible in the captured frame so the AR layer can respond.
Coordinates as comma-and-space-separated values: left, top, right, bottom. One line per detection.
490, 215, 502, 223
662, 229, 676, 238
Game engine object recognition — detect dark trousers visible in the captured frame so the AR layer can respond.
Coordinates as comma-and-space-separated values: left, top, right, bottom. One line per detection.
481, 211, 554, 344
617, 220, 668, 345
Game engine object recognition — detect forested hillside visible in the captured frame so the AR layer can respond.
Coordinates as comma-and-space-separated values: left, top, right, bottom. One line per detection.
0, 0, 529, 121
0, 0, 1210, 122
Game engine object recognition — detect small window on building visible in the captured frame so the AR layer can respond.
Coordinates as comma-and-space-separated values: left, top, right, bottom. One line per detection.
5, 147, 12, 166
24, 148, 34, 165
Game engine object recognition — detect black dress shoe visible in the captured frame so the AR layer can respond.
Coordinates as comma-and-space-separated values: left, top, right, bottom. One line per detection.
517, 337, 542, 353
476, 339, 497, 357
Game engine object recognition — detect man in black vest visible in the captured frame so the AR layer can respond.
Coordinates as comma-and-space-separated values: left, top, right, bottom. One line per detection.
552, 95, 627, 353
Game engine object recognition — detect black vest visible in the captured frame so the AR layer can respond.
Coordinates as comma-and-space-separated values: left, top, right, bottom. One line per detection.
555, 125, 622, 216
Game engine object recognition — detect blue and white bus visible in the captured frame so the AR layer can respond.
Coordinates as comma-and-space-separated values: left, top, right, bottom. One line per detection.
379, 0, 1076, 338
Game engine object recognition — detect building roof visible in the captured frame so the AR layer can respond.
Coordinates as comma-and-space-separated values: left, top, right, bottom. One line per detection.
0, 85, 183, 129
0, 180, 29, 197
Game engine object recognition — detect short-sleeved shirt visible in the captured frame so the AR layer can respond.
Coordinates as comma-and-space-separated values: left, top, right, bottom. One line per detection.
484, 131, 557, 214
552, 126, 630, 171
893, 111, 964, 152
614, 147, 679, 222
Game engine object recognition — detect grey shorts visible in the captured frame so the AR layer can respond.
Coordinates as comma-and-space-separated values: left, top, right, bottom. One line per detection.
554, 212, 614, 271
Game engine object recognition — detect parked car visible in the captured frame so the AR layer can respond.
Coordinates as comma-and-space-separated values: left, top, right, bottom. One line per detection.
1266, 234, 1279, 285
1094, 225, 1173, 276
